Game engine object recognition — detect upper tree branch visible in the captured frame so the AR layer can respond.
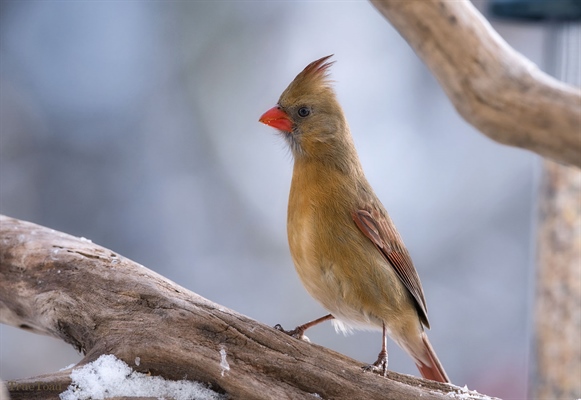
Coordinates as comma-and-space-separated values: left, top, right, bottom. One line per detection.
370, 0, 581, 167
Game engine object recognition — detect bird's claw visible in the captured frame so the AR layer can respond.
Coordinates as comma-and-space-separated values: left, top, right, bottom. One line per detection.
362, 351, 388, 377
362, 363, 387, 377
274, 324, 310, 342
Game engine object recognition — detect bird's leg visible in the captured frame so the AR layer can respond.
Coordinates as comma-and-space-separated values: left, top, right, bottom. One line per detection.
274, 314, 334, 341
363, 322, 388, 376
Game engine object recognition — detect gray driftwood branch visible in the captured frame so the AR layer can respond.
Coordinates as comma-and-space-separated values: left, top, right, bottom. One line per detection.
370, 0, 581, 168
0, 215, 495, 399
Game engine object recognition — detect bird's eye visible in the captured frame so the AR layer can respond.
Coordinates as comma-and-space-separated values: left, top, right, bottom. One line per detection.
297, 107, 311, 118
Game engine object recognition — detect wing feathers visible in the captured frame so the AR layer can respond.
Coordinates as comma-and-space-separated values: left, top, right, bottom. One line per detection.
352, 209, 430, 328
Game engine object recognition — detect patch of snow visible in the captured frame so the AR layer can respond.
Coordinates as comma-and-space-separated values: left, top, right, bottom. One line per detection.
59, 354, 224, 400
445, 384, 494, 400
219, 347, 230, 377
59, 363, 76, 371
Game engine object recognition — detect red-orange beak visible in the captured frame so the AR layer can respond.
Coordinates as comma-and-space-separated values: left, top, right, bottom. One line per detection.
259, 106, 293, 133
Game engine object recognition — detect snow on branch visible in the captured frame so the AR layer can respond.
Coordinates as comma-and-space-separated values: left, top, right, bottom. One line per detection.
0, 215, 497, 399
370, 0, 581, 168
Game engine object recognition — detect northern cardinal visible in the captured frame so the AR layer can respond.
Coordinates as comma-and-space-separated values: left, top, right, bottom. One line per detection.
259, 55, 450, 383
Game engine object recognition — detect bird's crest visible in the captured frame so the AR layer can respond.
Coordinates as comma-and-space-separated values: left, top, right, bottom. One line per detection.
287, 54, 335, 94
300, 54, 335, 82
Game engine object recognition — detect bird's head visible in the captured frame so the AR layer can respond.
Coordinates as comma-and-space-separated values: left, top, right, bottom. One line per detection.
259, 55, 355, 166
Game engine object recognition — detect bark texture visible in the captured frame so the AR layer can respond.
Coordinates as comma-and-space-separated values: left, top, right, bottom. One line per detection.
0, 215, 495, 400
534, 162, 581, 400
370, 0, 581, 167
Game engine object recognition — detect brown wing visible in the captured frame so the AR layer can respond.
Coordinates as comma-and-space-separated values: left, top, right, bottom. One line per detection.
352, 208, 430, 328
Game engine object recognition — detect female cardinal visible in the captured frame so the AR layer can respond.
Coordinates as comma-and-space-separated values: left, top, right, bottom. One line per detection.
259, 55, 450, 383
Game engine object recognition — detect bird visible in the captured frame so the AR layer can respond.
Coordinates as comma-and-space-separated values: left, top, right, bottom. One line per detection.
258, 55, 450, 383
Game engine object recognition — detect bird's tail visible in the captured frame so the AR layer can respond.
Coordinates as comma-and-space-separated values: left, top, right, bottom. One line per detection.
415, 332, 450, 383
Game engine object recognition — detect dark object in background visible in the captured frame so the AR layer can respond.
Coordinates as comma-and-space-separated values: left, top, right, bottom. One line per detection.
490, 0, 581, 21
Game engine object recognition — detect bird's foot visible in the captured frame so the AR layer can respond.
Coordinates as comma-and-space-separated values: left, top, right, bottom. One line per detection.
362, 349, 388, 377
274, 315, 332, 342
274, 324, 310, 342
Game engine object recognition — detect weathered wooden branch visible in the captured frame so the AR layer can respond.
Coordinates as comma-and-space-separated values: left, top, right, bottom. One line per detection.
0, 215, 495, 399
370, 0, 581, 168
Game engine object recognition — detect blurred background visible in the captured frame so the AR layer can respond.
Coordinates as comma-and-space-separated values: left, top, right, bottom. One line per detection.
0, 1, 556, 398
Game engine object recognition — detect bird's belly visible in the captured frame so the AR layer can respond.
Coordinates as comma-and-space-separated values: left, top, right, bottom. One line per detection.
290, 237, 412, 333
296, 258, 385, 331
287, 202, 417, 334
